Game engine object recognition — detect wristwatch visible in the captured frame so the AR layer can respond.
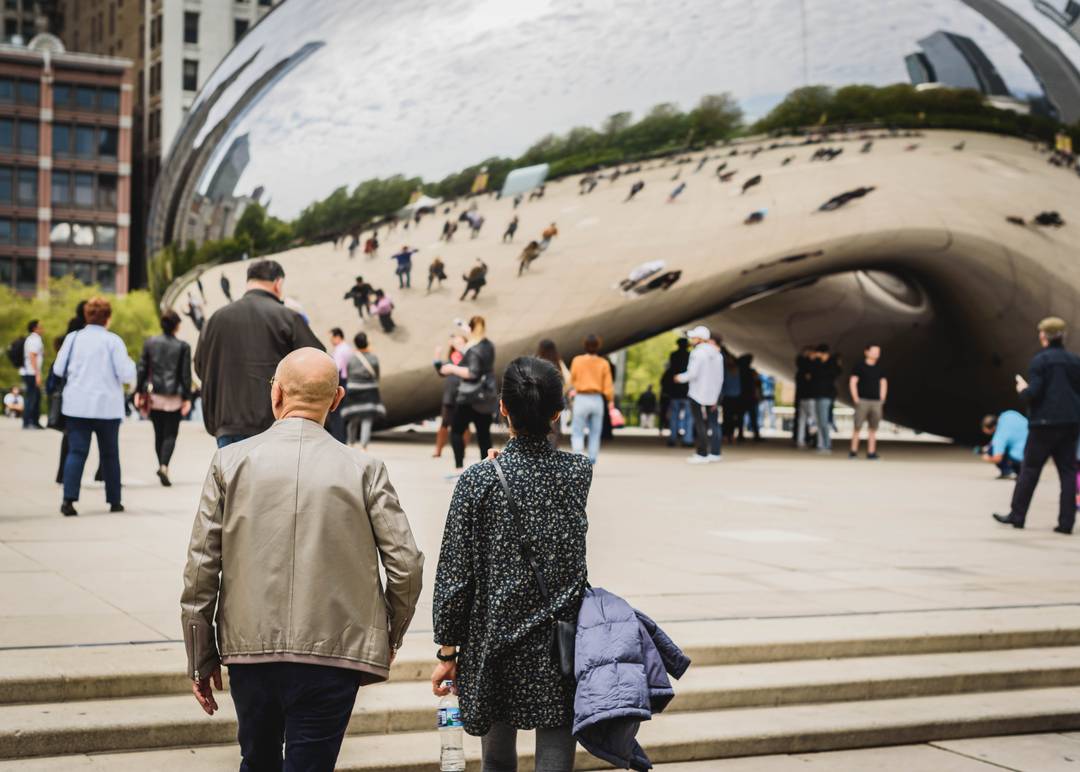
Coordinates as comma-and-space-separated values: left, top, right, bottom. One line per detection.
436, 648, 459, 662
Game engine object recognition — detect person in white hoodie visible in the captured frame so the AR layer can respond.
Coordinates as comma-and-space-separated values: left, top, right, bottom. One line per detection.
675, 326, 724, 464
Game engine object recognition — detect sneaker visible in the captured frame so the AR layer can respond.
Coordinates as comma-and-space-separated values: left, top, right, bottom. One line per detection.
867, 452, 879, 460
156, 469, 172, 487
707, 454, 722, 462
687, 455, 710, 464
848, 450, 857, 458
109, 503, 124, 513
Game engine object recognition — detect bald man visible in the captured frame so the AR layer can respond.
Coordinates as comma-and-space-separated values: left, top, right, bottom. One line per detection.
181, 348, 424, 770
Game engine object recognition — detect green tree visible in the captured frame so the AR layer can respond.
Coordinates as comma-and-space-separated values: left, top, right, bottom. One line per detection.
755, 85, 834, 131
688, 93, 743, 144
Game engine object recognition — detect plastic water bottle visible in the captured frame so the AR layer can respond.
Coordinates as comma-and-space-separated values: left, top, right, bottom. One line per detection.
438, 681, 466, 771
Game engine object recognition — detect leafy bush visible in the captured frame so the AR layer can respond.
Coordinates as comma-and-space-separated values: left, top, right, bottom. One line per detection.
0, 277, 159, 392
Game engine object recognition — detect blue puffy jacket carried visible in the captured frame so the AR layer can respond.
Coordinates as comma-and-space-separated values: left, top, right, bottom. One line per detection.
573, 588, 691, 771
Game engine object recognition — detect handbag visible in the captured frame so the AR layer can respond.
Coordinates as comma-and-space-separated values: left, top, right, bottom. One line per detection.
456, 372, 496, 406
47, 331, 79, 431
491, 458, 576, 679
609, 404, 626, 428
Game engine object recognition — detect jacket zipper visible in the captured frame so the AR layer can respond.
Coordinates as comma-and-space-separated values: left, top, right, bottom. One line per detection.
192, 624, 200, 681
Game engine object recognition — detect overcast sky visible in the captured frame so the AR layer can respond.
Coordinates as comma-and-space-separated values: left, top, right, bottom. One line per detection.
180, 0, 1080, 220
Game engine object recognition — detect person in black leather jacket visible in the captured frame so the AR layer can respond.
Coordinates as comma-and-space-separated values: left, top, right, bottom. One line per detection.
994, 317, 1080, 533
136, 311, 192, 487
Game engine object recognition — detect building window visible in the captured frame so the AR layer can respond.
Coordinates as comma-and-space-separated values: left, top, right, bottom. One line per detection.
183, 11, 199, 44
97, 262, 115, 292
17, 121, 36, 154
17, 80, 38, 106
49, 260, 68, 279
234, 18, 249, 42
0, 79, 12, 104
74, 125, 95, 157
148, 109, 160, 141
16, 168, 36, 205
182, 59, 198, 92
52, 124, 70, 156
75, 85, 95, 110
98, 127, 118, 159
258, 0, 272, 6
71, 223, 95, 247
51, 170, 69, 205
53, 84, 70, 108
74, 173, 93, 207
0, 219, 10, 243
49, 221, 70, 243
0, 118, 11, 150
15, 219, 35, 245
0, 256, 10, 286
150, 62, 161, 95
99, 88, 119, 112
0, 167, 11, 203
95, 225, 117, 250
72, 260, 92, 284
108, 5, 115, 36
151, 14, 161, 49
97, 174, 118, 208
15, 258, 35, 291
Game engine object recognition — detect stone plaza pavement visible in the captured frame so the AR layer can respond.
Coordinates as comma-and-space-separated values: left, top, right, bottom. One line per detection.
1, 417, 1078, 650
4, 418, 1080, 769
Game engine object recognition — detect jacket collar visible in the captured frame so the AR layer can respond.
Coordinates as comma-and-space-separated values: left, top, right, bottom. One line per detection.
245, 288, 283, 304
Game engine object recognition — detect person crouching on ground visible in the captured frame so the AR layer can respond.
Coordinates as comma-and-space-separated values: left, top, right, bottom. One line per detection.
432, 356, 591, 772
181, 348, 424, 770
980, 411, 1028, 479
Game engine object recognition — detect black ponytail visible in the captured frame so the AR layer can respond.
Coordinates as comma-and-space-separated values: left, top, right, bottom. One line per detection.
501, 356, 565, 437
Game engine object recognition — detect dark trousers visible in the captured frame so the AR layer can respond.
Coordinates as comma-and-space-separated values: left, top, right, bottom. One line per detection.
21, 374, 40, 427
451, 404, 493, 468
63, 417, 121, 504
1009, 423, 1079, 530
217, 434, 251, 448
149, 409, 182, 467
229, 662, 362, 772
691, 399, 721, 457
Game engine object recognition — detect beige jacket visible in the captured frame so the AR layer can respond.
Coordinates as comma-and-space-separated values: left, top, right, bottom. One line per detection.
180, 417, 424, 684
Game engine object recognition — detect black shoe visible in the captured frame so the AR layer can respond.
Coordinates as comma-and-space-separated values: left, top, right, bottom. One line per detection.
60, 500, 78, 517
156, 469, 171, 487
992, 513, 1024, 528
109, 503, 124, 513
848, 450, 857, 458
1054, 526, 1073, 535
94, 469, 104, 482
867, 452, 879, 460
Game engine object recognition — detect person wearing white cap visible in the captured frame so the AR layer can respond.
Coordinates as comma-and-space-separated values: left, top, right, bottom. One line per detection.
675, 326, 724, 464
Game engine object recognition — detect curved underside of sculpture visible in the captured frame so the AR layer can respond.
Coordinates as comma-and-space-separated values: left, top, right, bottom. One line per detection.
165, 130, 1080, 441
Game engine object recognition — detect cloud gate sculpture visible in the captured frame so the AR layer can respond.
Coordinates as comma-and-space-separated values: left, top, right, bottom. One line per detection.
149, 0, 1080, 441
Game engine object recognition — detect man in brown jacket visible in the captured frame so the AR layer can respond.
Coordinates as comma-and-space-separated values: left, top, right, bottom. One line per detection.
194, 259, 324, 448
180, 347, 424, 770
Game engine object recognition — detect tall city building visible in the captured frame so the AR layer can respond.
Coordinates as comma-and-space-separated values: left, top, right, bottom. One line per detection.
904, 52, 936, 85
1, 2, 61, 46
0, 34, 132, 295
57, 0, 281, 288
1034, 0, 1080, 45
910, 31, 1011, 96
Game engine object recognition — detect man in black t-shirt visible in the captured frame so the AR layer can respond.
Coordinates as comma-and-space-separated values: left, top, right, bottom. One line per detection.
849, 344, 887, 459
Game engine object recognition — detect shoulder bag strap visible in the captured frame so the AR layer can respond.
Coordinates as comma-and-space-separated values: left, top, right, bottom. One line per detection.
491, 458, 551, 602
354, 351, 377, 379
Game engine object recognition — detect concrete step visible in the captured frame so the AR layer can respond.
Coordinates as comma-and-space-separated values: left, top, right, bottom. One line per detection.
6, 605, 1080, 704
6, 646, 1080, 759
5, 686, 1080, 771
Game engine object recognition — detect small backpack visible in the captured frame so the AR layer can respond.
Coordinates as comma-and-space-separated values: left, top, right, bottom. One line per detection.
6, 337, 25, 369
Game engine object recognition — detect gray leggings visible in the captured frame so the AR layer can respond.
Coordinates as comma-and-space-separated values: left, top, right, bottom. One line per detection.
481, 723, 576, 772
346, 416, 373, 448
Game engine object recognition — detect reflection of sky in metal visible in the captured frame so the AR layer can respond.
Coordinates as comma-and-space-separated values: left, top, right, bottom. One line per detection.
183, 0, 1080, 220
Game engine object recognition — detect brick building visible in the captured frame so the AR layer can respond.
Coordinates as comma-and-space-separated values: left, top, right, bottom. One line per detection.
0, 34, 131, 295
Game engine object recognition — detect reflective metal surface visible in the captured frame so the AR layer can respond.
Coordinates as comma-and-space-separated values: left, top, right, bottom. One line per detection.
152, 0, 1080, 438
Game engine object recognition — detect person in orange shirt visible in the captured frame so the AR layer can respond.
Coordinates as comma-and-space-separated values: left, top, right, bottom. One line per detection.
539, 222, 558, 251
569, 334, 614, 464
